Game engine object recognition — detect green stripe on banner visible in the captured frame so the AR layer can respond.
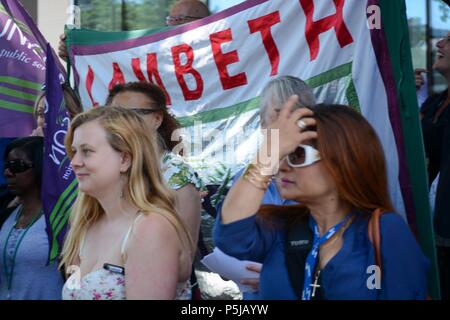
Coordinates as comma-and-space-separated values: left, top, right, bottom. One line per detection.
49, 238, 59, 262
306, 63, 352, 88
14, 20, 32, 36
0, 3, 7, 14
0, 99, 33, 113
0, 86, 36, 101
178, 62, 354, 127
380, 0, 440, 299
49, 179, 78, 224
346, 79, 361, 112
53, 200, 74, 236
49, 194, 76, 262
48, 187, 78, 262
178, 97, 260, 128
49, 207, 72, 262
51, 188, 78, 231
58, 156, 70, 172
67, 26, 168, 46
0, 9, 32, 37
49, 200, 75, 262
0, 77, 42, 91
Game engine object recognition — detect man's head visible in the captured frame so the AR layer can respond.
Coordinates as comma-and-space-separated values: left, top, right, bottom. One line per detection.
166, 0, 210, 26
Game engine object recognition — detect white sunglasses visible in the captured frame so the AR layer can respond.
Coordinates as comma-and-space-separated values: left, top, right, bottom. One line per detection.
286, 144, 321, 168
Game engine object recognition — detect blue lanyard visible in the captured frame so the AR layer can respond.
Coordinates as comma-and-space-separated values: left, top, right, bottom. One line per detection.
301, 215, 350, 300
2, 207, 42, 299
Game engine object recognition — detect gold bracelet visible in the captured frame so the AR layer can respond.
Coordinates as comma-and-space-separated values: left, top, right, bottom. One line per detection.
243, 163, 273, 190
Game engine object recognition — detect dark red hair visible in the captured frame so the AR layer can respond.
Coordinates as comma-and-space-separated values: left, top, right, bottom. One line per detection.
259, 104, 394, 225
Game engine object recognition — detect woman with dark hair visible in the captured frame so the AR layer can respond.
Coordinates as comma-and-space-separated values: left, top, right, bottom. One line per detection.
106, 82, 180, 153
0, 137, 64, 299
214, 101, 429, 299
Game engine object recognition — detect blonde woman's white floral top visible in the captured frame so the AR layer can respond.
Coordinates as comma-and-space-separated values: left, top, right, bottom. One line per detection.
62, 269, 191, 300
62, 213, 192, 300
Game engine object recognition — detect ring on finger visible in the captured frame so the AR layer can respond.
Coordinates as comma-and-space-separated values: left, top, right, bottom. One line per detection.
297, 119, 307, 130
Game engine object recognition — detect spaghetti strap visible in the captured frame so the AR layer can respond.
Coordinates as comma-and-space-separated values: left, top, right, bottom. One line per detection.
120, 212, 144, 258
79, 232, 86, 259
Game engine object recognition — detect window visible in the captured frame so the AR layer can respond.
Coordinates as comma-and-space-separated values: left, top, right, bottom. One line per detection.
406, 0, 449, 95
77, 0, 177, 31
429, 0, 449, 93
406, 0, 427, 71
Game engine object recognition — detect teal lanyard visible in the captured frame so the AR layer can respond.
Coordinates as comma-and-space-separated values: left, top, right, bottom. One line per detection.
2, 207, 42, 299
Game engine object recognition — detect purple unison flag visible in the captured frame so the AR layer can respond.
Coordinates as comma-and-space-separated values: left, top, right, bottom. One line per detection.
42, 43, 77, 263
0, 0, 49, 137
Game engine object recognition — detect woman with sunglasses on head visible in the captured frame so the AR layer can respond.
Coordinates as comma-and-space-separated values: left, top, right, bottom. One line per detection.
214, 76, 316, 299
0, 137, 64, 299
214, 100, 430, 300
106, 82, 203, 299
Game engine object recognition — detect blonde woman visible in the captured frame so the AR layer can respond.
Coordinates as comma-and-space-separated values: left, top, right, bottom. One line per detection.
61, 107, 193, 300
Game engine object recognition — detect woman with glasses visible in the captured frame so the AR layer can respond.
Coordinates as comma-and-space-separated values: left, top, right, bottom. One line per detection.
106, 82, 203, 299
214, 100, 430, 300
0, 137, 64, 299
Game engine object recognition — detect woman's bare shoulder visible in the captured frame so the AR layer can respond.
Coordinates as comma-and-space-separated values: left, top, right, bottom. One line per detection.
130, 212, 179, 247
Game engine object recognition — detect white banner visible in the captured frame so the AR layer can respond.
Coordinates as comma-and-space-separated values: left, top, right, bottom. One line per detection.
70, 0, 406, 217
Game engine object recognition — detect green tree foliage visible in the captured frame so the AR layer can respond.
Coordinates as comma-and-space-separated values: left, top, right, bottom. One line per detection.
78, 0, 177, 31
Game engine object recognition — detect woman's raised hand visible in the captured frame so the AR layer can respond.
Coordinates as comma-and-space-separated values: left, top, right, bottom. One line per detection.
262, 95, 317, 162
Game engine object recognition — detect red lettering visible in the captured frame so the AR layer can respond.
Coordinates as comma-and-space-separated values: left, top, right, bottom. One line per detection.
248, 11, 281, 76
210, 29, 248, 90
147, 53, 172, 106
132, 58, 147, 81
131, 55, 172, 105
171, 44, 204, 101
299, 0, 353, 61
108, 62, 126, 90
86, 65, 99, 107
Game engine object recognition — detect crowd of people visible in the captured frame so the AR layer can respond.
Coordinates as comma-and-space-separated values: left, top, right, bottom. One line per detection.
0, 0, 448, 300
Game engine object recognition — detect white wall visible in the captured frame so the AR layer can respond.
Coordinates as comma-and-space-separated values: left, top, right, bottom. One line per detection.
37, 0, 70, 64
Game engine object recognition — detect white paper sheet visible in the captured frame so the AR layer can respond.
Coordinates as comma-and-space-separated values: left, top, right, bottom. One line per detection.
200, 247, 262, 293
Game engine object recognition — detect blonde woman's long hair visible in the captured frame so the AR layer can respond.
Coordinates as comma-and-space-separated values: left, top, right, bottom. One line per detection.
60, 106, 194, 269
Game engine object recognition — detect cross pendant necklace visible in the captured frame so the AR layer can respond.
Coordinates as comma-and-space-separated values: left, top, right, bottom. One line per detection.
310, 270, 321, 298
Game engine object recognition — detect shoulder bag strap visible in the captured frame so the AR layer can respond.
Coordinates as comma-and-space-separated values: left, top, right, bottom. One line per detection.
368, 208, 384, 277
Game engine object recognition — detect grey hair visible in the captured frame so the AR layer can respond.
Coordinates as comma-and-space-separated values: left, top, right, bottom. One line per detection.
259, 76, 316, 127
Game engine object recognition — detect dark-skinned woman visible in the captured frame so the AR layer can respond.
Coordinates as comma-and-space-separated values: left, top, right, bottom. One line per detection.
0, 137, 64, 299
